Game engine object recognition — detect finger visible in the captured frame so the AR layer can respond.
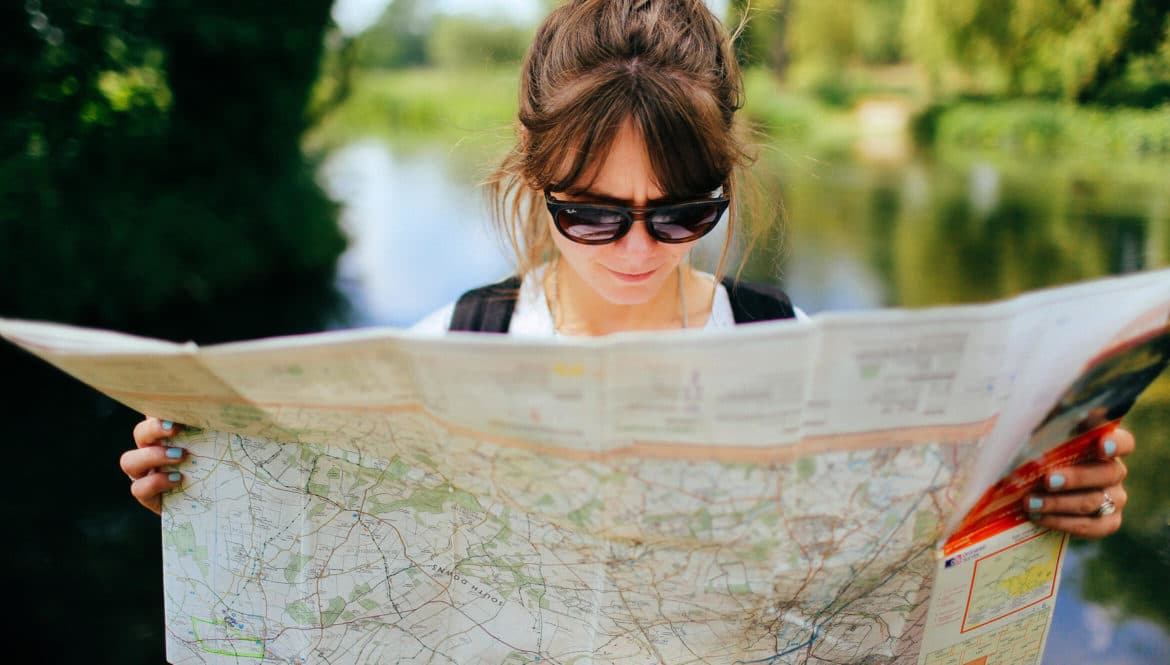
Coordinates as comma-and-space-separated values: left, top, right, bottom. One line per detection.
1098, 427, 1134, 459
1030, 510, 1122, 539
132, 417, 180, 448
1045, 458, 1127, 492
120, 444, 186, 480
1025, 485, 1128, 516
130, 470, 182, 517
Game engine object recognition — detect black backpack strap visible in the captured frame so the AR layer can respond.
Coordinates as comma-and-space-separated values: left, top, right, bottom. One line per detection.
450, 274, 793, 332
448, 276, 522, 333
720, 276, 796, 324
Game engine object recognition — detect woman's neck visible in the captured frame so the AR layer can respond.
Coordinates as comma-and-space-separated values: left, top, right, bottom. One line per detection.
546, 261, 713, 336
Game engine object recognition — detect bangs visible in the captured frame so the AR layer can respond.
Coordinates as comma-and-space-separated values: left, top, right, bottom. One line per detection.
534, 67, 733, 199
634, 74, 732, 197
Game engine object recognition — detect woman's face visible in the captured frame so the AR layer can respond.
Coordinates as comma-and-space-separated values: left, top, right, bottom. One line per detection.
548, 121, 700, 306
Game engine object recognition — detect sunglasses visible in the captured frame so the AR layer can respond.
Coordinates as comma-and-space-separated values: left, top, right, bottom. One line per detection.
545, 189, 729, 245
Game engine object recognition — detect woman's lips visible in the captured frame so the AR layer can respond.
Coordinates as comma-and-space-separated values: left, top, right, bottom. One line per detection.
607, 267, 658, 282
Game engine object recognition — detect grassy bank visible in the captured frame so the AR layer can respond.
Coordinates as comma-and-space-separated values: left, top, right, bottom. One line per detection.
305, 68, 520, 155
741, 69, 862, 154
916, 100, 1170, 161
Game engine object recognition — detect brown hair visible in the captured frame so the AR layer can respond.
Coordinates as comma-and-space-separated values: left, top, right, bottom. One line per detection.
485, 0, 769, 280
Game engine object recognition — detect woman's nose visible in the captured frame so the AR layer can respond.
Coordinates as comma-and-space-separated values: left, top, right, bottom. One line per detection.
614, 216, 657, 256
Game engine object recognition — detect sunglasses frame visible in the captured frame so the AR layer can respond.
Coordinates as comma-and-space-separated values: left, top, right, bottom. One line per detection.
544, 189, 730, 245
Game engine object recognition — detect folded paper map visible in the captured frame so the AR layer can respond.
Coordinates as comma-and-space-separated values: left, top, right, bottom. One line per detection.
4, 267, 1170, 665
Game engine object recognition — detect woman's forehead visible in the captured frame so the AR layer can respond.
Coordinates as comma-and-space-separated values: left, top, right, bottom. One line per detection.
557, 120, 668, 202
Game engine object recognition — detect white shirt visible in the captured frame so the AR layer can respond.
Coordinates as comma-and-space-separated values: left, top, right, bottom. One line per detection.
411, 266, 804, 335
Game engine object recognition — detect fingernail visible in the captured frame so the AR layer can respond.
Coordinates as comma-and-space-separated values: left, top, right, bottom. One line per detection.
1104, 438, 1117, 456
166, 447, 183, 459
1028, 497, 1044, 511
168, 472, 181, 483
1048, 474, 1066, 489
1028, 513, 1043, 521
161, 420, 174, 432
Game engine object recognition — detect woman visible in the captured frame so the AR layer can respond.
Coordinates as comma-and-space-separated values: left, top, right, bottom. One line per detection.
121, 0, 1132, 540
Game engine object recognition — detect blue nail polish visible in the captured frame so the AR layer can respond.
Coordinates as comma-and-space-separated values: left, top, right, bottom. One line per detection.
1028, 513, 1043, 521
168, 472, 181, 483
166, 447, 182, 459
1028, 497, 1044, 511
161, 420, 174, 432
1048, 474, 1066, 489
1104, 438, 1117, 456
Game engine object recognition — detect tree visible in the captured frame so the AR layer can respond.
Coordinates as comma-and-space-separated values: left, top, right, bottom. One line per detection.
1, 0, 346, 323
426, 15, 531, 69
352, 0, 432, 69
1077, 0, 1170, 105
902, 0, 1170, 103
729, 0, 906, 102
728, 0, 793, 72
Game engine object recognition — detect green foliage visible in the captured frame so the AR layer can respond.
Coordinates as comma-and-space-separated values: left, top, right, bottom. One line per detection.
908, 101, 948, 146
728, 0, 792, 70
903, 0, 1170, 102
352, 0, 431, 69
743, 69, 818, 139
731, 0, 904, 74
305, 68, 520, 152
744, 69, 930, 161
787, 0, 861, 102
790, 0, 861, 67
349, 1, 530, 72
854, 0, 906, 65
1, 0, 346, 324
735, 0, 1168, 107
922, 100, 1170, 159
1089, 18, 1170, 106
426, 15, 531, 69
741, 68, 858, 151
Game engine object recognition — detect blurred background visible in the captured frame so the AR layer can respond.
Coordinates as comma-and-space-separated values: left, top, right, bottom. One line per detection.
2, 0, 1168, 663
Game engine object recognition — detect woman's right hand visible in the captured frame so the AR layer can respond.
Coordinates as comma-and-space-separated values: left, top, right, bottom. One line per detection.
120, 417, 186, 516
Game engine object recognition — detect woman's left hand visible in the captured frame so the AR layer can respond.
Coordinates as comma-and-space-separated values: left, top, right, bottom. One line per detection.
1024, 427, 1134, 539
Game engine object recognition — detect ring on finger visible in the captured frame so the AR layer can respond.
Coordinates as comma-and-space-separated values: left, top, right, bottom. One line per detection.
1093, 491, 1117, 518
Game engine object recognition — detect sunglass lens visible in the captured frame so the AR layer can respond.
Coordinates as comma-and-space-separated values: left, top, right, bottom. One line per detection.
556, 207, 627, 243
648, 204, 722, 242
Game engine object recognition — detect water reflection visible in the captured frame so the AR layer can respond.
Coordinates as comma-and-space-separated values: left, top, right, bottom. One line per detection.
319, 137, 1170, 665
319, 141, 511, 328
785, 249, 887, 311
1047, 548, 1170, 665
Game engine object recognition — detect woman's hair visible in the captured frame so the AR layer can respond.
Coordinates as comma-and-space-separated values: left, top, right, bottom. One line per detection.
486, 0, 769, 280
